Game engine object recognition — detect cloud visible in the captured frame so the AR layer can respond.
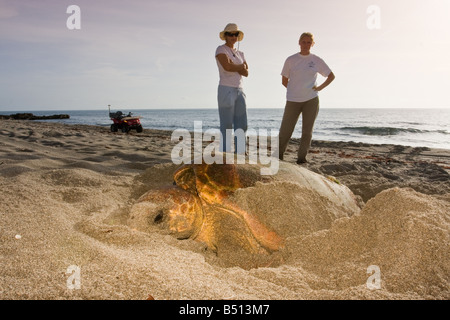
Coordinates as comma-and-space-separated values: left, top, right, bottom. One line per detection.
0, 0, 19, 18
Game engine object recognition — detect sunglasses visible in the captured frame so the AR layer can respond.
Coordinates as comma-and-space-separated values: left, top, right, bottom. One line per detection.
225, 32, 240, 37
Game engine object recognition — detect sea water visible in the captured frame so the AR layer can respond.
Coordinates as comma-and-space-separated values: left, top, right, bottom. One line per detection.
1, 108, 449, 150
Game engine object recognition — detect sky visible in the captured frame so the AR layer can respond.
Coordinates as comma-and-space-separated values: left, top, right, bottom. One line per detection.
0, 0, 449, 111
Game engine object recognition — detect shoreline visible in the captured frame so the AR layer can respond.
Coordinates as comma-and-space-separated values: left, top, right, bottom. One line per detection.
2, 107, 449, 150
1, 119, 449, 300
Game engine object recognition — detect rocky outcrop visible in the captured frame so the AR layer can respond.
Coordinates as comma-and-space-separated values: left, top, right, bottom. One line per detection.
0, 113, 70, 120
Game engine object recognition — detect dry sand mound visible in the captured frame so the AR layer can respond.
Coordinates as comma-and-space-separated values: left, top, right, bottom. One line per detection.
295, 188, 449, 298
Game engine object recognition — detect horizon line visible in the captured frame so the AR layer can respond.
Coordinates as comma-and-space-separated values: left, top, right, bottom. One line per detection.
1, 106, 450, 112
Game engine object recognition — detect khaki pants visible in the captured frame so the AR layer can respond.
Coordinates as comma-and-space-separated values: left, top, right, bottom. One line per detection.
277, 97, 319, 161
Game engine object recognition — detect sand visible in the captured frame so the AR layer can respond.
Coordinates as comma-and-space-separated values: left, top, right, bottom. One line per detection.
0, 120, 448, 300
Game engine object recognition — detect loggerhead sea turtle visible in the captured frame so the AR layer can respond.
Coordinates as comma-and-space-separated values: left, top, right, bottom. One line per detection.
133, 161, 284, 259
130, 159, 361, 268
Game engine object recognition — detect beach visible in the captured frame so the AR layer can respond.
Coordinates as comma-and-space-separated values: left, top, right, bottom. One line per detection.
0, 119, 449, 300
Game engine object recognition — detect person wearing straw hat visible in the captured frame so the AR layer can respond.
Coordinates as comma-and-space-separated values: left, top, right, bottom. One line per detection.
215, 23, 249, 154
276, 32, 335, 164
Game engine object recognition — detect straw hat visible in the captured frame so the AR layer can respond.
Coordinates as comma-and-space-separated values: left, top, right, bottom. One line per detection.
219, 23, 244, 41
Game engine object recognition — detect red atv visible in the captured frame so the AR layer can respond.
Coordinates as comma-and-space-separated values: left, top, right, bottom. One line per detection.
109, 105, 143, 133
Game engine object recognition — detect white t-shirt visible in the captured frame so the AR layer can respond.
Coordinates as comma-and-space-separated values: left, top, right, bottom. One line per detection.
215, 44, 246, 88
281, 53, 332, 102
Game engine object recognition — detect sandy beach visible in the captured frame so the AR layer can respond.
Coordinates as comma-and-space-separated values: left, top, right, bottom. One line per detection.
0, 119, 448, 300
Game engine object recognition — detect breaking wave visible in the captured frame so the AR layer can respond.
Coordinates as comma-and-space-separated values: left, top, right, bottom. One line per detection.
340, 126, 439, 136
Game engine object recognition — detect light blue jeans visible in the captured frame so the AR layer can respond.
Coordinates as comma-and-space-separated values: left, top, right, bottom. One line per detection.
217, 85, 248, 154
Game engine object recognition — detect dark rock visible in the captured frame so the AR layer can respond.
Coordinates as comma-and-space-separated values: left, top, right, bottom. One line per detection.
0, 113, 70, 120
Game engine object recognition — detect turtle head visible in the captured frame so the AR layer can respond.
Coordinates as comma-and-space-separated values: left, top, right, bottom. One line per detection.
136, 187, 203, 240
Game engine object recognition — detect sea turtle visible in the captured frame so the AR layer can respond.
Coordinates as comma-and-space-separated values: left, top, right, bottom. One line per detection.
133, 161, 284, 258
130, 160, 361, 268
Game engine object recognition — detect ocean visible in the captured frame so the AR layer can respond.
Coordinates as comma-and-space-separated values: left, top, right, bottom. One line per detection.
1, 108, 449, 150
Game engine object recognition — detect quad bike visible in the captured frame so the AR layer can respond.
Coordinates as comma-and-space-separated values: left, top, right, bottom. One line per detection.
108, 105, 143, 133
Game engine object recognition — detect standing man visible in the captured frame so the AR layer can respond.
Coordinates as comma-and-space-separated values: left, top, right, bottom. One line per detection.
276, 32, 335, 164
